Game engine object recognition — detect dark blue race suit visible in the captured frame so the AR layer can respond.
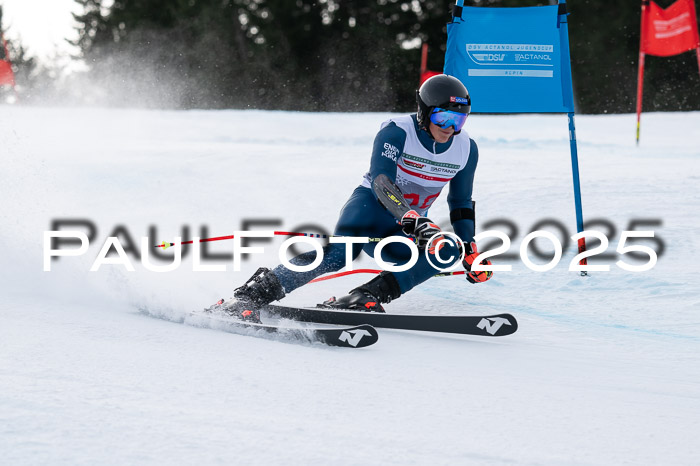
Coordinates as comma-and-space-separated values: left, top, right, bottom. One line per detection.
272, 114, 479, 297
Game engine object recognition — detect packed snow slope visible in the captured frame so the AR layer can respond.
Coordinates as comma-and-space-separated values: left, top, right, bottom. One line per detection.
1, 106, 699, 465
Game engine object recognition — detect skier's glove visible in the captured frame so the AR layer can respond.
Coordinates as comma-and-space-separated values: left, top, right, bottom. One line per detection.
400, 210, 444, 251
462, 241, 493, 284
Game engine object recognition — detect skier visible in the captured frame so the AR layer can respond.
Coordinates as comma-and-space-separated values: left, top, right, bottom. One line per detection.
223, 74, 492, 320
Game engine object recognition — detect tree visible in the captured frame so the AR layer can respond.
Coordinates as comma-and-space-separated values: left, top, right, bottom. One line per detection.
0, 6, 39, 102
568, 0, 700, 113
69, 0, 700, 112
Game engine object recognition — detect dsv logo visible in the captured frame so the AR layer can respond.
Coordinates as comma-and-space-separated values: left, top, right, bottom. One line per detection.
473, 53, 506, 62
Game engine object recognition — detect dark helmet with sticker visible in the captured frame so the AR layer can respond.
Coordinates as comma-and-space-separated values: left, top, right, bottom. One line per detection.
416, 74, 471, 132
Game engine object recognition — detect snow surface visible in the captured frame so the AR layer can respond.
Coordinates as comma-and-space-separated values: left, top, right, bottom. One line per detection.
1, 106, 699, 465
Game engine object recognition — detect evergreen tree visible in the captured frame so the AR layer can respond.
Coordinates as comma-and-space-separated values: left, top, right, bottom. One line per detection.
0, 6, 38, 101
69, 0, 700, 112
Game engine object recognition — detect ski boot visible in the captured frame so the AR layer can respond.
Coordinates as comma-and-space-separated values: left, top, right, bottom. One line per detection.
211, 267, 286, 323
321, 271, 401, 313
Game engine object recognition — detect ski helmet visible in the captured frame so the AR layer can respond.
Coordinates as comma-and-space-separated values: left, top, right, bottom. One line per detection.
416, 74, 471, 133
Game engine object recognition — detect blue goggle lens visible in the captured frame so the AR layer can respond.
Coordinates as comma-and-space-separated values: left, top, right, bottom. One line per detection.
429, 108, 468, 131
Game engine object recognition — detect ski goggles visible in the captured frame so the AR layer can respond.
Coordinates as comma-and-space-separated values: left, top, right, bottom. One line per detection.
429, 107, 468, 132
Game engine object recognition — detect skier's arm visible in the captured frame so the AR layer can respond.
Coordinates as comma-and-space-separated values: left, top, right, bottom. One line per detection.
368, 122, 407, 188
372, 173, 445, 251
447, 138, 479, 244
448, 140, 492, 283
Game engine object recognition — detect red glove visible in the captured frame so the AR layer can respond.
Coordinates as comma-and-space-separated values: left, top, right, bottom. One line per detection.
462, 242, 492, 284
400, 210, 444, 252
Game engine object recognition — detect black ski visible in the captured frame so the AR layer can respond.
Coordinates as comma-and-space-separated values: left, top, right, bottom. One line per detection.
186, 311, 379, 348
264, 305, 518, 337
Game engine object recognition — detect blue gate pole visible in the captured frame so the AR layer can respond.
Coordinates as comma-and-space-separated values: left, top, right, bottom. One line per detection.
567, 113, 585, 236
558, 0, 588, 273
453, 0, 465, 19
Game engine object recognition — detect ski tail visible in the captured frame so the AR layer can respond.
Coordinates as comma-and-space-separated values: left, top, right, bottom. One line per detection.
321, 324, 379, 348
185, 308, 379, 347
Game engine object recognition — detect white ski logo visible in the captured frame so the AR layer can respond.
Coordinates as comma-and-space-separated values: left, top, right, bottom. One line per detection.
477, 317, 512, 335
338, 329, 372, 347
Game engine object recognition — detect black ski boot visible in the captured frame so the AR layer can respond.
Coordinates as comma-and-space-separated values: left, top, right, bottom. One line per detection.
215, 267, 286, 322
322, 271, 401, 313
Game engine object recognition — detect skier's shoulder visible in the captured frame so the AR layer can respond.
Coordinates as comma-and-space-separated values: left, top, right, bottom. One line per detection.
453, 129, 478, 157
468, 136, 478, 157
376, 117, 410, 150
380, 114, 416, 134
452, 127, 472, 146
456, 135, 479, 173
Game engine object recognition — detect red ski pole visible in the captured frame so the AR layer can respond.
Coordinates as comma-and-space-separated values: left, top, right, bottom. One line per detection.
157, 231, 386, 249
